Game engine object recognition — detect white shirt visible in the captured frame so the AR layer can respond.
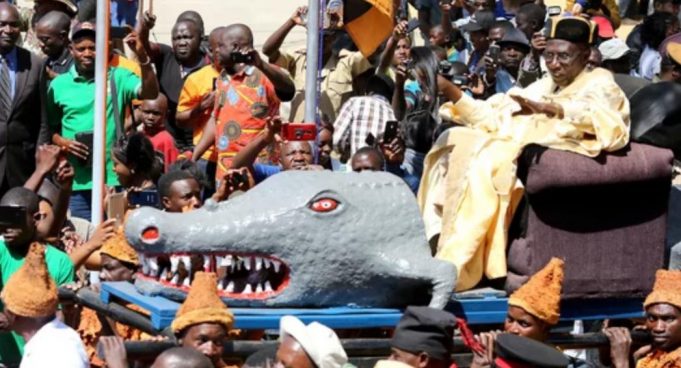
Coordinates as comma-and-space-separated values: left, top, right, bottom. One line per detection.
638, 45, 661, 81
20, 318, 89, 368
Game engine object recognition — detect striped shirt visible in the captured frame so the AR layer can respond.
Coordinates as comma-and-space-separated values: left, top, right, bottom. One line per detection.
333, 95, 396, 157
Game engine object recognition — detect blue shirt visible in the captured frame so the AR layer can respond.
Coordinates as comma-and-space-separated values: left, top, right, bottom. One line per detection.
0, 47, 18, 99
386, 164, 420, 194
253, 164, 282, 183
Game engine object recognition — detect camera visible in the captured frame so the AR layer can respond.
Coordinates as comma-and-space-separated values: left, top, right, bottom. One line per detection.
230, 52, 254, 64
438, 60, 469, 86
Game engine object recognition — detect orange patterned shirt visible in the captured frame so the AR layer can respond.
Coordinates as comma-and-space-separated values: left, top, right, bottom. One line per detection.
212, 66, 280, 184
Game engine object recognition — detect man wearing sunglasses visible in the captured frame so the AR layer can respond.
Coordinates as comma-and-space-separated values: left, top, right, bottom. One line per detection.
419, 16, 630, 292
0, 186, 74, 366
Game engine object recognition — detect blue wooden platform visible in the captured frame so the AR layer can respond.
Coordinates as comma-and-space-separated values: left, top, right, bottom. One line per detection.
100, 282, 645, 331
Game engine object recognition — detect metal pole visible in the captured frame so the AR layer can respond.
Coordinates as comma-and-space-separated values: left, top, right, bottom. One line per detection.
91, 0, 110, 225
303, 0, 320, 123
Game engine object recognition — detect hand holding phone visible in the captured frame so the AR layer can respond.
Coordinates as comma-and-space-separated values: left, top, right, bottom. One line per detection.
282, 123, 317, 141
383, 120, 399, 143
0, 206, 28, 229
74, 132, 94, 167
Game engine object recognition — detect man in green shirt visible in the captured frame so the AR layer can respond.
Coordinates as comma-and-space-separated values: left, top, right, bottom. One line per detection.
46, 21, 159, 221
0, 187, 75, 366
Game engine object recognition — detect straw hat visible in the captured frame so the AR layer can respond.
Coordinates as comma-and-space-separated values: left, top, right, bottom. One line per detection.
1, 243, 58, 318
100, 228, 139, 266
171, 272, 234, 334
508, 258, 564, 325
644, 270, 681, 309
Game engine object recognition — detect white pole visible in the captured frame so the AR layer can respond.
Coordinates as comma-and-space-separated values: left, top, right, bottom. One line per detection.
91, 0, 110, 226
303, 0, 320, 123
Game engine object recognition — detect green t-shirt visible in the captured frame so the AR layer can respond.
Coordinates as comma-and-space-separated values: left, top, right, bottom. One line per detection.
0, 240, 75, 365
47, 65, 142, 191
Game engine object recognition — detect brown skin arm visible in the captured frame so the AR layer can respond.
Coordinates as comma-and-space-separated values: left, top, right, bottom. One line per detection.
438, 75, 465, 103
393, 65, 408, 121
191, 116, 217, 161
135, 11, 161, 60
175, 92, 215, 129
50, 161, 75, 239
377, 21, 408, 74
125, 32, 160, 100
231, 117, 282, 169
69, 219, 116, 269
262, 6, 307, 61
440, 1, 455, 42
252, 51, 296, 101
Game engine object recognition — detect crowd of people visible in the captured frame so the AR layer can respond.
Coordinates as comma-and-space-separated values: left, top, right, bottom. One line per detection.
0, 0, 680, 366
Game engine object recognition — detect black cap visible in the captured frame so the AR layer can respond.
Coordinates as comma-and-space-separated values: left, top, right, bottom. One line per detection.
494, 334, 569, 368
498, 28, 530, 53
390, 306, 457, 362
461, 10, 496, 33
71, 21, 96, 41
545, 16, 597, 45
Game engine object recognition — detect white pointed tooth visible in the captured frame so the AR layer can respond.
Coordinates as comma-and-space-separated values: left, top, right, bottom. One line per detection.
263, 258, 271, 269
272, 260, 281, 273
181, 256, 191, 269
203, 255, 211, 271
218, 281, 225, 290
148, 257, 159, 274
140, 255, 149, 275
226, 281, 235, 293
170, 274, 179, 285
170, 256, 180, 273
264, 280, 273, 292
243, 257, 252, 271
255, 256, 262, 271
236, 259, 242, 271
183, 277, 190, 287
243, 284, 253, 293
255, 283, 263, 293
220, 255, 233, 267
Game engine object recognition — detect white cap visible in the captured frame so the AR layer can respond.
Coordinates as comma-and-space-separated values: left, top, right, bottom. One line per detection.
598, 38, 630, 61
279, 316, 348, 368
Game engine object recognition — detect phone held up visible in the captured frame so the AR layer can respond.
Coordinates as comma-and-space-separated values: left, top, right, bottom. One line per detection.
282, 123, 317, 141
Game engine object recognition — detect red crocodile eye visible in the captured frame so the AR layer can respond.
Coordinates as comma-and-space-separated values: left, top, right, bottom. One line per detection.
310, 198, 339, 213
142, 227, 159, 242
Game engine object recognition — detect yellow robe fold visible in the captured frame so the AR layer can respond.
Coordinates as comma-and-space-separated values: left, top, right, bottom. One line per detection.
418, 68, 630, 291
637, 347, 681, 368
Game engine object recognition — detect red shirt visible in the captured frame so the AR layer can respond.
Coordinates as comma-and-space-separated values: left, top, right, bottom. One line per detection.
145, 129, 179, 172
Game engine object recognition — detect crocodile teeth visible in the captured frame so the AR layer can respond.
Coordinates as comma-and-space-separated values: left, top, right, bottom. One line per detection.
225, 281, 235, 293
220, 255, 233, 267
272, 260, 281, 273
217, 281, 224, 290
255, 283, 263, 293
243, 284, 253, 293
170, 256, 180, 274
183, 277, 190, 287
262, 258, 271, 269
148, 257, 159, 275
140, 255, 149, 275
264, 280, 273, 292
170, 274, 179, 285
243, 257, 252, 271
255, 257, 262, 271
236, 259, 242, 271
181, 256, 191, 269
203, 256, 211, 271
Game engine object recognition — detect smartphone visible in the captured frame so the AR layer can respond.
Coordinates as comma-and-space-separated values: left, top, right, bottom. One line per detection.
383, 120, 399, 143
75, 131, 94, 168
282, 123, 317, 141
365, 133, 376, 147
229, 170, 248, 188
107, 192, 127, 227
488, 44, 500, 64
128, 190, 159, 208
406, 18, 420, 34
452, 75, 470, 86
230, 52, 254, 64
212, 77, 218, 91
547, 5, 562, 15
110, 26, 132, 39
0, 206, 27, 228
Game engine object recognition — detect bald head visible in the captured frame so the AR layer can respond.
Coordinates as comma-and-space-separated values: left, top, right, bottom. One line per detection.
0, 3, 21, 53
1, 187, 40, 215
37, 10, 71, 32
224, 23, 254, 47
151, 347, 213, 368
35, 10, 71, 58
177, 10, 205, 36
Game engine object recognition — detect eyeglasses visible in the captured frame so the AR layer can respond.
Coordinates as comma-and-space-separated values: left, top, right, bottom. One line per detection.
542, 51, 576, 64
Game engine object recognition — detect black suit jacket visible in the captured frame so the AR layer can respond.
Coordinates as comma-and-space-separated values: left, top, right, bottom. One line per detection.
0, 47, 46, 188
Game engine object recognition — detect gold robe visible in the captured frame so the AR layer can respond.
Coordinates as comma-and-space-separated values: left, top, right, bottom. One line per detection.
418, 68, 630, 291
637, 347, 681, 368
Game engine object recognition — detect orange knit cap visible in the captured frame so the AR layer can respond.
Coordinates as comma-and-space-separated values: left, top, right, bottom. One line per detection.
644, 270, 681, 309
508, 258, 564, 325
101, 227, 140, 266
171, 272, 234, 334
1, 243, 58, 318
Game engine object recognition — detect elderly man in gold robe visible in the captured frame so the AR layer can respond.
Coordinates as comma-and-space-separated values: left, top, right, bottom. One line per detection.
418, 16, 630, 291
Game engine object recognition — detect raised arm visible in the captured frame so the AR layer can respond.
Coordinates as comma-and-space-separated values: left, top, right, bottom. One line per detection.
262, 6, 307, 61
125, 32, 160, 100
377, 21, 408, 75
231, 117, 282, 169
250, 50, 295, 102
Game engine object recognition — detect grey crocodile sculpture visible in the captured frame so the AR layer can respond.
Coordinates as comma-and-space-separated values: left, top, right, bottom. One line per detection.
125, 171, 456, 308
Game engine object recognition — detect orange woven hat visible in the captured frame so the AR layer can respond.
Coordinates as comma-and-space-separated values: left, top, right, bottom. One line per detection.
644, 270, 681, 309
1, 243, 58, 318
508, 258, 564, 325
171, 272, 234, 334
100, 227, 139, 266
